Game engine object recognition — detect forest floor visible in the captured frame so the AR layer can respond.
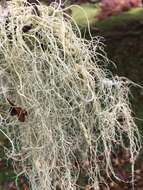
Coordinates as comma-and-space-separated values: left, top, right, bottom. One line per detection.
1, 150, 143, 190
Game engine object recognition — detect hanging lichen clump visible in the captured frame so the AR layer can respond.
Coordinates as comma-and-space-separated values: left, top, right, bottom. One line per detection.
0, 0, 141, 190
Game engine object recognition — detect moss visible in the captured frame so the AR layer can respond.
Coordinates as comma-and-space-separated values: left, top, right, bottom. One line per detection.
0, 170, 16, 183
72, 3, 98, 26
95, 8, 143, 30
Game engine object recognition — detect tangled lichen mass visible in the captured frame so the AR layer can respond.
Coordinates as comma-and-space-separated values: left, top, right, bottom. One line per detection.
0, 1, 141, 190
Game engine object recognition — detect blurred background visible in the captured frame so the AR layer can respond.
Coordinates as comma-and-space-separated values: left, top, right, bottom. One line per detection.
0, 0, 143, 189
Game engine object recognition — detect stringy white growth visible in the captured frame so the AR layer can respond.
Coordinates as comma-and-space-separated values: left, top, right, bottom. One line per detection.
0, 1, 141, 190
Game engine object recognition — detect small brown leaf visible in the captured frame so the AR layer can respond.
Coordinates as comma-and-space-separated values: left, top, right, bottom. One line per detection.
85, 185, 92, 190
7, 98, 27, 122
22, 183, 29, 190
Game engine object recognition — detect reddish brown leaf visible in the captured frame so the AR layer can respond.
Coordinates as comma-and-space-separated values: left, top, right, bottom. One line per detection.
22, 183, 29, 190
7, 98, 27, 122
